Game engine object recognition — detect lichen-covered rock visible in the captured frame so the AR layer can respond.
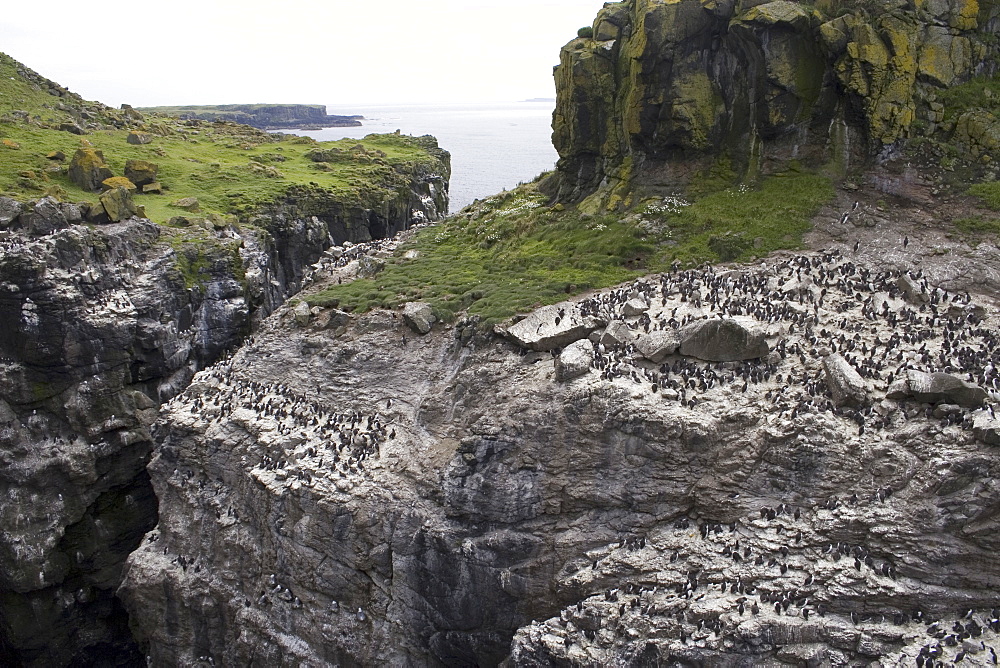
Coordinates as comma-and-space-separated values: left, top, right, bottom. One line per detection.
124, 159, 158, 187
554, 339, 593, 381
678, 318, 768, 361
68, 147, 114, 192
101, 176, 137, 192
99, 186, 138, 222
402, 301, 436, 334
547, 0, 998, 206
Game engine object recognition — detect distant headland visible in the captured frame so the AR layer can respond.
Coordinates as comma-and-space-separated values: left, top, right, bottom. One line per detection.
136, 103, 363, 130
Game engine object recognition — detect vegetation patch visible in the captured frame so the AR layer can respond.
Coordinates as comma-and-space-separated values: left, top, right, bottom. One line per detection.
937, 74, 1000, 122
967, 181, 1000, 210
953, 214, 1000, 237
307, 170, 833, 328
0, 54, 445, 226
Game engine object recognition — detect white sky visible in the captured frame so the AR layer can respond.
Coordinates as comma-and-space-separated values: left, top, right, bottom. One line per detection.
2, 0, 607, 108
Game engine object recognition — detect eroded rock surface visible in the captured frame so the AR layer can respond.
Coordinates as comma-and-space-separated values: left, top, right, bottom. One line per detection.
121, 247, 1000, 666
0, 159, 450, 666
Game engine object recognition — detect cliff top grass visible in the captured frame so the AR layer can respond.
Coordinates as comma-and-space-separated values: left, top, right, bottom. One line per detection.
0, 53, 444, 225
307, 170, 834, 327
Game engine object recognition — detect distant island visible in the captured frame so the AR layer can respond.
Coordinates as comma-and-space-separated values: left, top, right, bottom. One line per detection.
522, 97, 555, 103
136, 103, 363, 130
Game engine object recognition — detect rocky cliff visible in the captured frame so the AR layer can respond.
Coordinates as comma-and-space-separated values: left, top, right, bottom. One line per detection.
0, 150, 449, 666
118, 194, 1000, 665
137, 104, 363, 130
547, 0, 1000, 208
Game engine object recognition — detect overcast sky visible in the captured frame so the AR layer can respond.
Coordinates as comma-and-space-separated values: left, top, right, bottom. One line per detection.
2, 0, 607, 108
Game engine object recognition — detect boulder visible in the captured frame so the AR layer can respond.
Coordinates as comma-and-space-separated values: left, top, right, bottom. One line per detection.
599, 320, 635, 347
20, 196, 68, 236
973, 412, 1000, 446
60, 203, 83, 224
124, 159, 159, 187
101, 176, 137, 192
120, 104, 144, 122
504, 303, 605, 352
678, 318, 769, 362
127, 131, 153, 145
68, 148, 114, 192
402, 302, 436, 335
886, 370, 987, 407
0, 197, 23, 228
896, 274, 929, 304
635, 330, 680, 363
823, 354, 870, 407
59, 122, 87, 135
292, 301, 312, 327
99, 186, 138, 223
141, 182, 163, 194
170, 197, 200, 212
315, 308, 353, 334
554, 339, 594, 382
622, 298, 649, 317
46, 150, 66, 161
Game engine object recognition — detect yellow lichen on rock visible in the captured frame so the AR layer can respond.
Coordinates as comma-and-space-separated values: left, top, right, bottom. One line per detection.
101, 176, 137, 192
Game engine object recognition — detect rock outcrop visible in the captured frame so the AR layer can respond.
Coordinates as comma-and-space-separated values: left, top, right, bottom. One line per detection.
68, 148, 113, 192
546, 0, 1000, 208
0, 144, 450, 665
119, 245, 1000, 667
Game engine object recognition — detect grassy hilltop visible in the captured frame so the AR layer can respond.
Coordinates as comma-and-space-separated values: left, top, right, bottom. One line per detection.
0, 53, 443, 226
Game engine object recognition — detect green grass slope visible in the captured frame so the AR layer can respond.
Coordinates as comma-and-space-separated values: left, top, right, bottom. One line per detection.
308, 169, 834, 327
0, 53, 443, 225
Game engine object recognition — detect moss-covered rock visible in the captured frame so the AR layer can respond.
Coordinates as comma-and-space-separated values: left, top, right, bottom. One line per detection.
124, 159, 158, 187
548, 0, 1000, 207
68, 148, 114, 192
101, 176, 137, 192
99, 186, 138, 222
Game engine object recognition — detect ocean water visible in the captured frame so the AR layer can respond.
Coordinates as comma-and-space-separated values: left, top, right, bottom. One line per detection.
281, 101, 558, 212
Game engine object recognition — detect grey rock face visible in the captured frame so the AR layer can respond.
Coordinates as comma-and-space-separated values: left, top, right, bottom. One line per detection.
823, 353, 870, 407
554, 339, 593, 381
20, 196, 68, 236
678, 318, 769, 361
0, 197, 23, 227
973, 412, 1000, 445
119, 248, 1000, 667
0, 160, 450, 664
402, 301, 436, 334
886, 370, 987, 407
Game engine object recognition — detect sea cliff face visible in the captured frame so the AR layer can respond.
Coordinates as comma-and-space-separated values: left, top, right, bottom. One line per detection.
0, 154, 448, 666
547, 0, 1000, 208
118, 211, 1000, 666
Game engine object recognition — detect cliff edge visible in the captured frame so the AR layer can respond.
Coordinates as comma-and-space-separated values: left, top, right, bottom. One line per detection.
547, 0, 1000, 209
